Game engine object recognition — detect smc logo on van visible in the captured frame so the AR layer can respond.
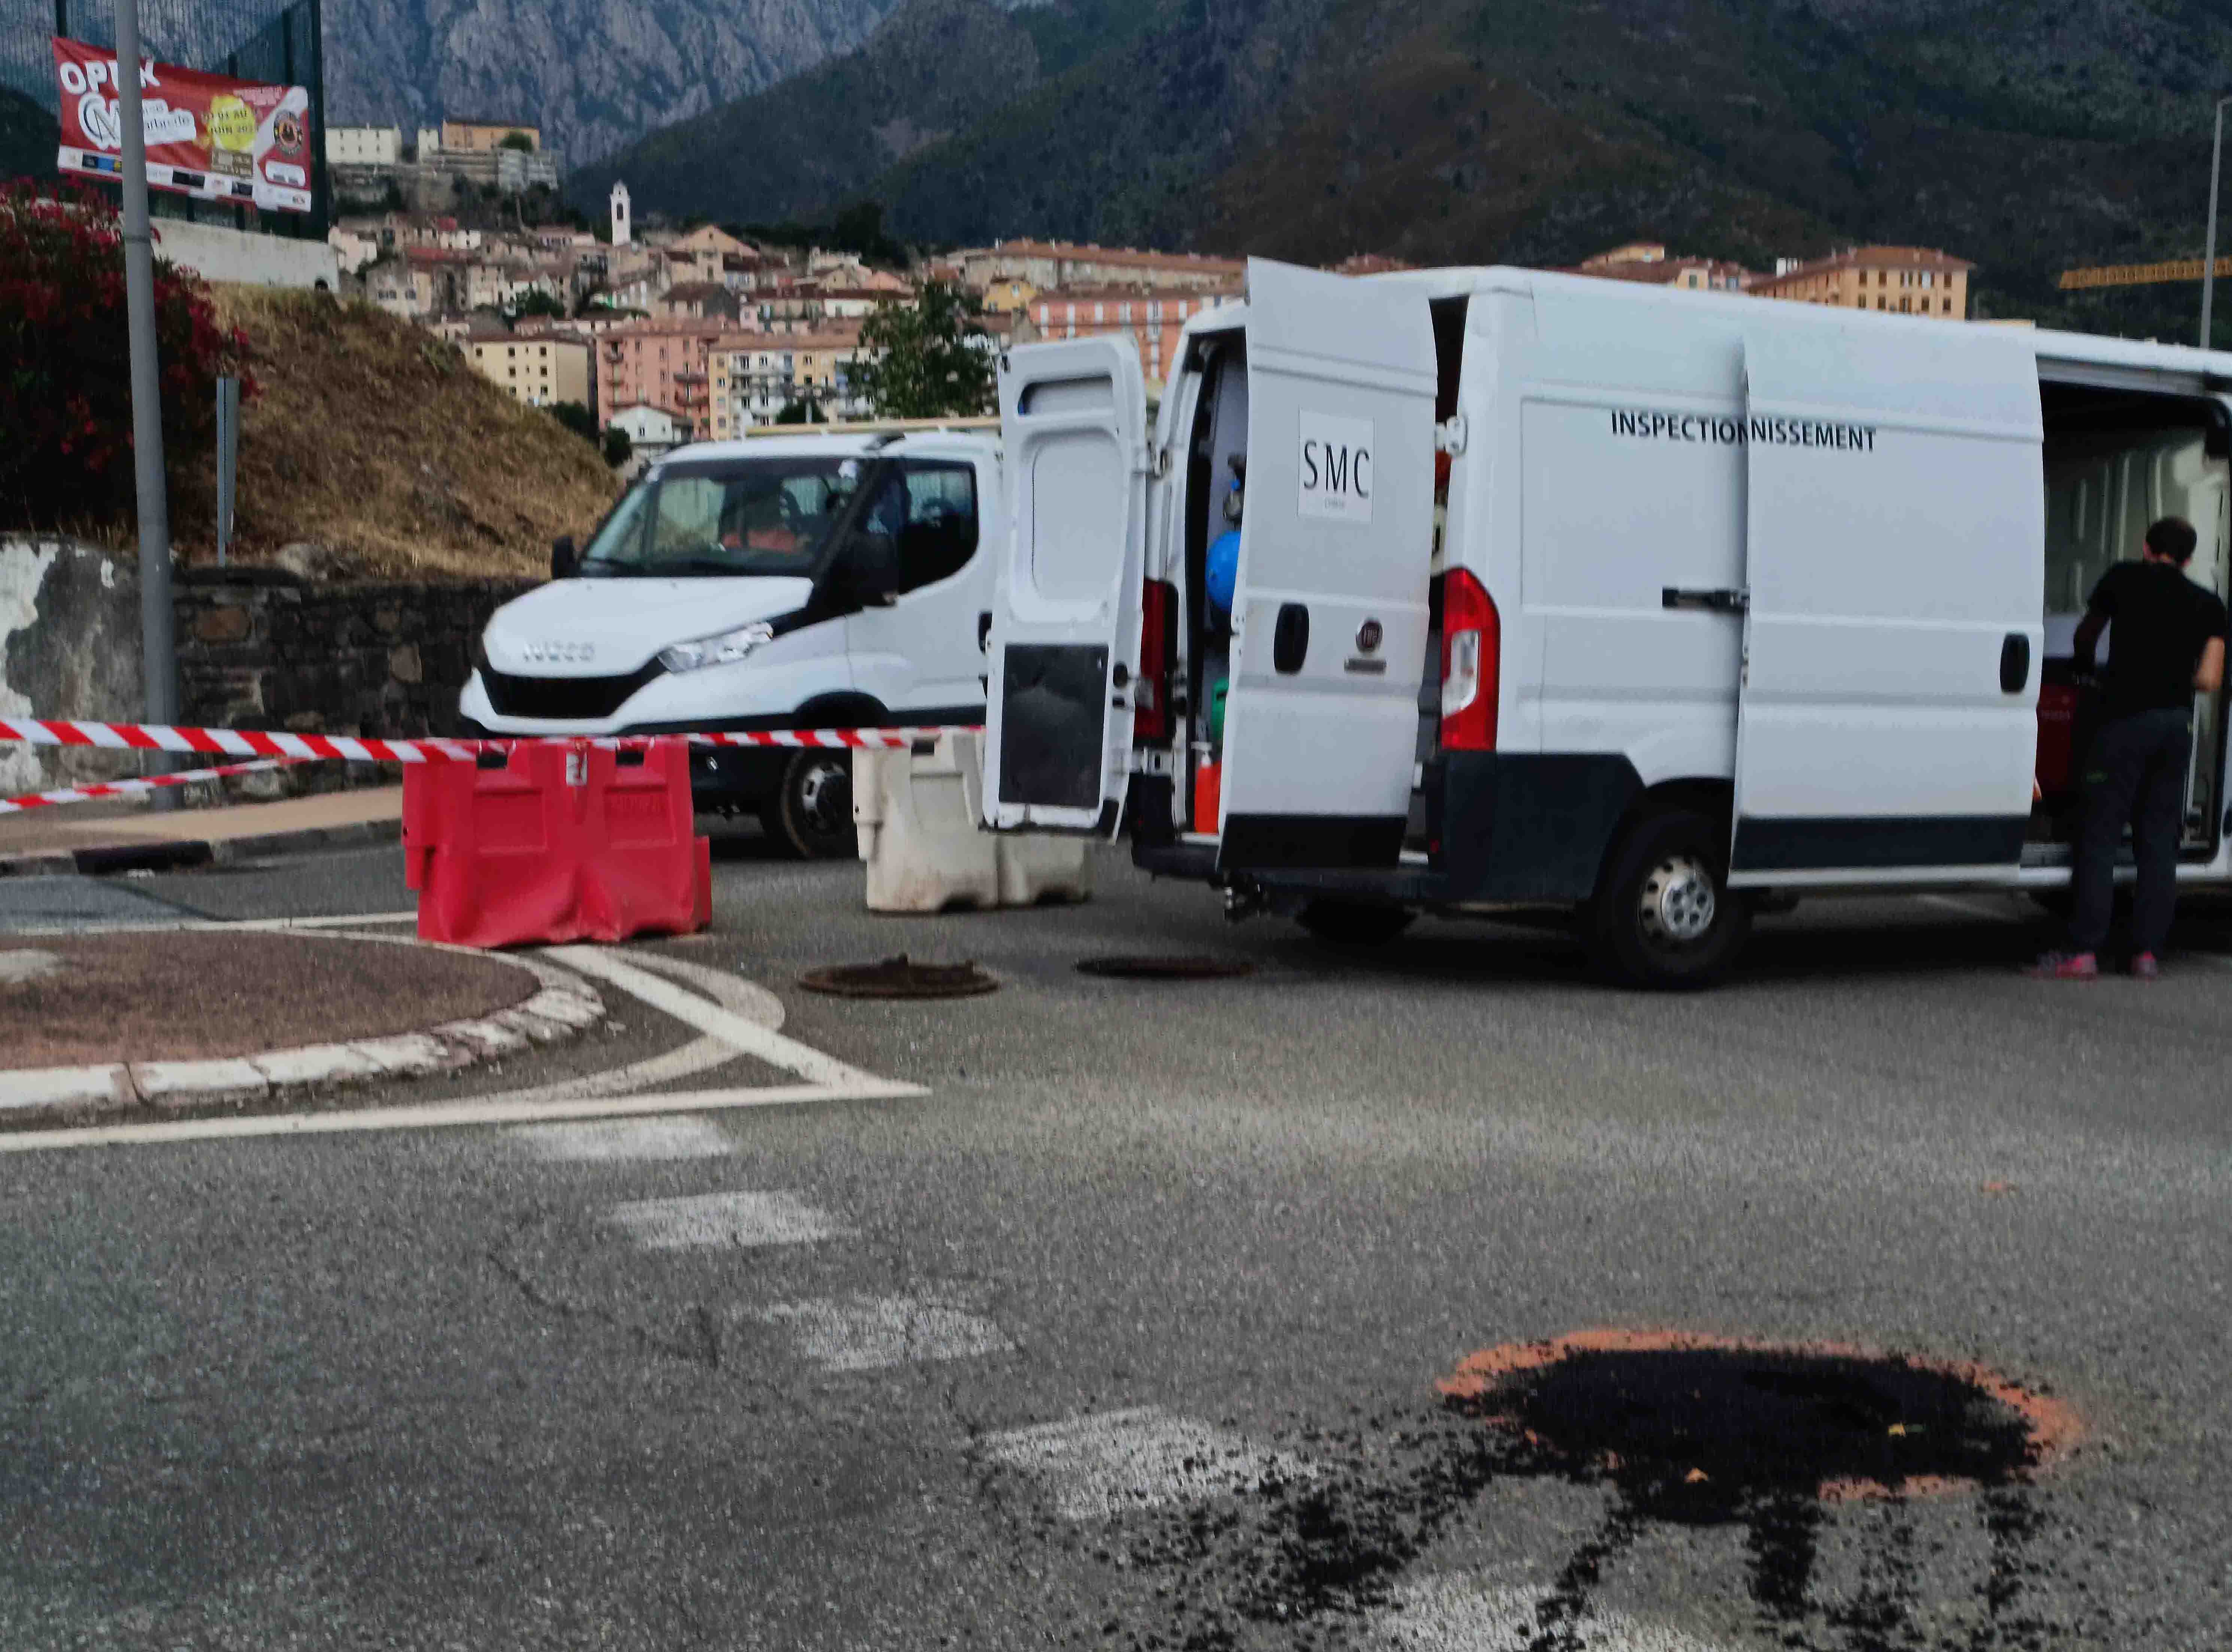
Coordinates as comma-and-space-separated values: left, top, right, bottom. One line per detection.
1299, 411, 1374, 525
521, 640, 597, 665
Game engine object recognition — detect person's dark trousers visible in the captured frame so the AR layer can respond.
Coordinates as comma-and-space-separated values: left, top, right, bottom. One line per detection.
2070, 706, 2194, 956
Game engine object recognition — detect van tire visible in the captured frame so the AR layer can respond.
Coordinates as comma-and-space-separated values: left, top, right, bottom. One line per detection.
1585, 809, 1749, 989
765, 749, 857, 860
1296, 899, 1415, 948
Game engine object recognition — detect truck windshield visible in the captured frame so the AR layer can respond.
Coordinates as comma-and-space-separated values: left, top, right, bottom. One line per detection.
580, 456, 865, 577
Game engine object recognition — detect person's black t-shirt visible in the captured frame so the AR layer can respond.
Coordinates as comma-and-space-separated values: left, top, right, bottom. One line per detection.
2087, 560, 2230, 719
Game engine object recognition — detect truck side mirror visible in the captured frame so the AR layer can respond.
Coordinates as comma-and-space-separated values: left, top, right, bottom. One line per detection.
550, 534, 578, 580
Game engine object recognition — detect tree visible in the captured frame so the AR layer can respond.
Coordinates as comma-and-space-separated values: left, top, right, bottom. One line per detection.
498, 131, 535, 152
601, 426, 633, 468
849, 282, 995, 420
506, 289, 565, 321
546, 401, 597, 444
773, 399, 823, 425
0, 179, 252, 531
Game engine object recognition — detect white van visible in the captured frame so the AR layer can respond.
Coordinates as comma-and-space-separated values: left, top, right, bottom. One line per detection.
976, 259, 2232, 985
463, 426, 1002, 856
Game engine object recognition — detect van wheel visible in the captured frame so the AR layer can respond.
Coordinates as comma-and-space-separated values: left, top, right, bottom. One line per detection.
1296, 899, 1416, 947
764, 750, 856, 860
1585, 809, 1749, 989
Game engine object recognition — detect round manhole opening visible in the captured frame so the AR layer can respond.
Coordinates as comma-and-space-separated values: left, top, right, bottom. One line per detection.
1439, 1328, 2078, 1510
1075, 955, 1256, 981
798, 956, 999, 1000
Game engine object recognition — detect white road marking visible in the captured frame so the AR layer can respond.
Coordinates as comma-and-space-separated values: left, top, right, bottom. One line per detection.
0, 1083, 916, 1153
511, 1116, 734, 1161
754, 1294, 1013, 1372
606, 1189, 842, 1251
548, 946, 914, 1093
0, 945, 924, 1152
981, 1407, 1312, 1520
1368, 1576, 1735, 1651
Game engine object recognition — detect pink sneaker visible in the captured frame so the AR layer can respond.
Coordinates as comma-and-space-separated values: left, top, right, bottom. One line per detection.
2130, 953, 2161, 981
2027, 951, 2099, 980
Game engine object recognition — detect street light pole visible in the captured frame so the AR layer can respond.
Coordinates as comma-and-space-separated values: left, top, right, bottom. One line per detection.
2204, 95, 2231, 350
112, 0, 179, 789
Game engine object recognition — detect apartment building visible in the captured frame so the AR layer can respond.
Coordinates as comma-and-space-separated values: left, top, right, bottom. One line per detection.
594, 319, 744, 434
1027, 285, 1241, 392
326, 125, 401, 166
468, 328, 591, 410
955, 240, 1246, 295
707, 329, 875, 436
1748, 246, 1973, 318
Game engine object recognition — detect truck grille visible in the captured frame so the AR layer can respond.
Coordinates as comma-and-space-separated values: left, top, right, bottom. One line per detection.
479, 659, 665, 721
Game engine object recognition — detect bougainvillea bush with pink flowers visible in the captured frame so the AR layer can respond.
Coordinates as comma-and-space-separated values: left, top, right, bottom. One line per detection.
0, 179, 252, 535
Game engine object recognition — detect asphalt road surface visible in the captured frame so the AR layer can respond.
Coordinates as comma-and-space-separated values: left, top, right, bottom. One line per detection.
2, 830, 2228, 1650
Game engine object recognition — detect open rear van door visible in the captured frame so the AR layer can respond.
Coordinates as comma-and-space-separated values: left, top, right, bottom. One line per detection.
982, 336, 1149, 833
1216, 259, 1438, 871
1731, 322, 2043, 881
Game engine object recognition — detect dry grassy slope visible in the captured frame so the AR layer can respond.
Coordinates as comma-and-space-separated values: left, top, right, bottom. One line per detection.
172, 289, 622, 581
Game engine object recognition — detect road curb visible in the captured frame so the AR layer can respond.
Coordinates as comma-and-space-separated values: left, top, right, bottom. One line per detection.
0, 814, 401, 878
0, 937, 603, 1131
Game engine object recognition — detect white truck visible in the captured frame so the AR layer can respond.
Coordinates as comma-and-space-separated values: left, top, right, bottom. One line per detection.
976, 259, 2232, 986
462, 426, 1002, 857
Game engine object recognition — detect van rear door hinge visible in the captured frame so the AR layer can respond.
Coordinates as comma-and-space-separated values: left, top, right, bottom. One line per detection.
1434, 414, 1468, 456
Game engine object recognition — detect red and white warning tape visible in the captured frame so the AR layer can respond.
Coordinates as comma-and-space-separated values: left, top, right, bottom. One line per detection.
0, 718, 980, 814
0, 756, 315, 816
0, 717, 973, 761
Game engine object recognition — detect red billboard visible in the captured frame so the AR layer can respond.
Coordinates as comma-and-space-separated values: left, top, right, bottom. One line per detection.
51, 36, 313, 215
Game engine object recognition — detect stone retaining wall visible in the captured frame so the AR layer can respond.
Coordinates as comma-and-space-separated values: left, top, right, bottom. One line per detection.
175, 569, 536, 744
1, 535, 536, 796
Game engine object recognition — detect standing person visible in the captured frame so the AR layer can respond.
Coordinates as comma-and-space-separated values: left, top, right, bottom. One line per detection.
2034, 516, 2227, 980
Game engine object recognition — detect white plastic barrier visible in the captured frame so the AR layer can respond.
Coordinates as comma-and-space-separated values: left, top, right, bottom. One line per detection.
853, 732, 1089, 912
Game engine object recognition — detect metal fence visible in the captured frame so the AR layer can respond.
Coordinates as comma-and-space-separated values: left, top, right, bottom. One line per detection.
4, 0, 327, 233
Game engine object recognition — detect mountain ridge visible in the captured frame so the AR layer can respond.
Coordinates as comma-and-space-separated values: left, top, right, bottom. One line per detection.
581, 0, 2232, 325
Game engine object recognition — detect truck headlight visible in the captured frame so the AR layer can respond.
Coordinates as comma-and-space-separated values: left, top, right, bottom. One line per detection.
658, 622, 774, 674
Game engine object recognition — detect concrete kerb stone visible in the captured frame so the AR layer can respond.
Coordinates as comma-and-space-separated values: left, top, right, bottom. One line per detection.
0, 933, 606, 1129
0, 816, 403, 878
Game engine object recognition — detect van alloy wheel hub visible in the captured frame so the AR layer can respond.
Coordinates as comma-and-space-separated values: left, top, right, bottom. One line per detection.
796, 758, 850, 834
1640, 855, 1716, 944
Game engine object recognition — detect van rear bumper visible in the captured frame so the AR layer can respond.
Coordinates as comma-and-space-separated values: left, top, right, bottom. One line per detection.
1128, 753, 1644, 908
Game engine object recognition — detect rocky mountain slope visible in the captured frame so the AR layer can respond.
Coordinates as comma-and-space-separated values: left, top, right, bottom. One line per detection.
585, 0, 2232, 325
325, 0, 900, 167
566, 0, 1045, 225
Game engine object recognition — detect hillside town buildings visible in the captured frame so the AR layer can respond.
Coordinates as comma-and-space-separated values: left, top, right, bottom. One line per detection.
1027, 285, 1241, 394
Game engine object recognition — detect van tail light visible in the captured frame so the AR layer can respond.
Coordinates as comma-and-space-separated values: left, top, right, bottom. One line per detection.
1440, 567, 1500, 752
1136, 577, 1177, 743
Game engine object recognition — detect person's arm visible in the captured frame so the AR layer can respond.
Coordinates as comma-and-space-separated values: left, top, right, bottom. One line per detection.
2072, 609, 2108, 675
2072, 567, 2118, 674
2198, 636, 2225, 695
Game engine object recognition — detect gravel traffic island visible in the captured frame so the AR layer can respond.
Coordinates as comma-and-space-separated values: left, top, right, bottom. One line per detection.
0, 929, 603, 1129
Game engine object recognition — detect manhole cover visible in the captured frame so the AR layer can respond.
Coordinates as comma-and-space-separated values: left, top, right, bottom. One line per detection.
798, 956, 998, 999
1075, 955, 1256, 980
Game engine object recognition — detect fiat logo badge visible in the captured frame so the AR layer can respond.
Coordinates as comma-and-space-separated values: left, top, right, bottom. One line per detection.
1355, 619, 1383, 655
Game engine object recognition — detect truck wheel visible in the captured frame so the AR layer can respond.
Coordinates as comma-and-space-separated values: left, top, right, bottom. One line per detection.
1585, 809, 1749, 989
764, 749, 857, 860
1295, 899, 1416, 948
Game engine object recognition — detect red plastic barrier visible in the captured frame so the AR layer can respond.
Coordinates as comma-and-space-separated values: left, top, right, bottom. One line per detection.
404, 738, 711, 948
2036, 681, 2080, 797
